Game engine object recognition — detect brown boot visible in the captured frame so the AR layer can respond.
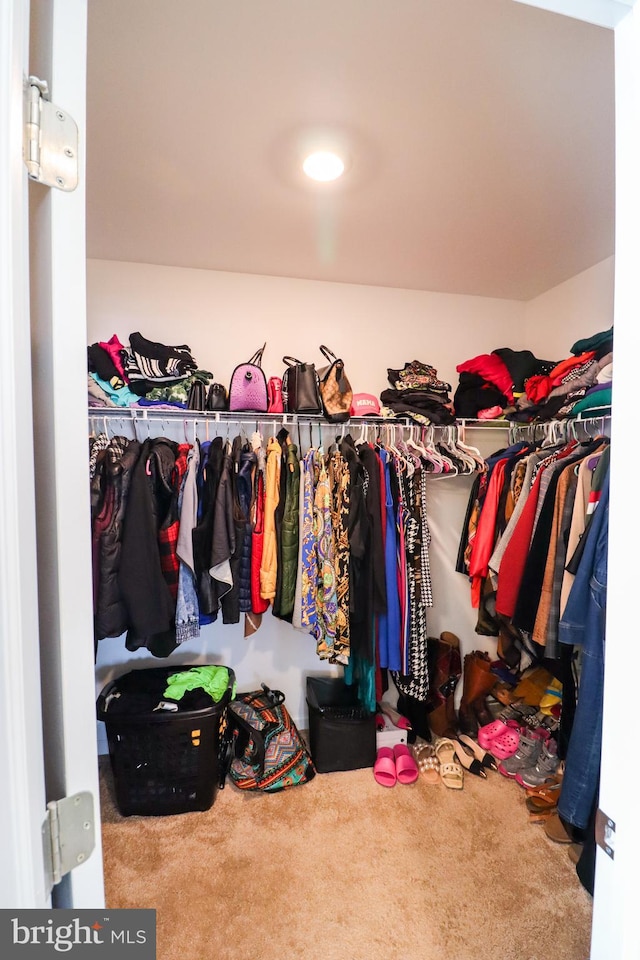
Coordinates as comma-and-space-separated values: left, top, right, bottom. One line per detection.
458, 651, 497, 736
425, 633, 461, 739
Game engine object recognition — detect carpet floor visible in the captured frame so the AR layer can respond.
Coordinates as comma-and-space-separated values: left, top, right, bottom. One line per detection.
100, 754, 592, 960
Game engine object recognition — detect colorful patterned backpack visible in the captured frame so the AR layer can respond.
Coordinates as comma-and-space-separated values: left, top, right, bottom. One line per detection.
223, 685, 315, 792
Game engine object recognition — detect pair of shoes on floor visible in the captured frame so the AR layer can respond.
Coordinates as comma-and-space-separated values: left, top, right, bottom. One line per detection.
374, 744, 418, 787
478, 704, 555, 761
476, 703, 538, 755
514, 740, 560, 788
433, 736, 495, 788
498, 732, 558, 781
525, 774, 563, 822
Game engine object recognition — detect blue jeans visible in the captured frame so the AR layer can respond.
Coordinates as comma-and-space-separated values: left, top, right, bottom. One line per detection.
557, 472, 609, 830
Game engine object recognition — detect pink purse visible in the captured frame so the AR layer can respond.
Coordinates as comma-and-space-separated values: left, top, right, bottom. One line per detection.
229, 345, 268, 412
267, 376, 284, 413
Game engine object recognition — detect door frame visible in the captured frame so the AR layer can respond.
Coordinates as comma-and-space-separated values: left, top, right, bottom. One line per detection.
0, 0, 49, 908
0, 0, 104, 908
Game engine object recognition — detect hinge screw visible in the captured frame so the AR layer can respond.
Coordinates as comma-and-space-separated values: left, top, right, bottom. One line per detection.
56, 177, 65, 187
64, 147, 74, 158
77, 853, 86, 864
56, 111, 65, 121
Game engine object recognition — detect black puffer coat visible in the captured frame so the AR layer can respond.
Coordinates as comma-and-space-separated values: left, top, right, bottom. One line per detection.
118, 437, 180, 656
94, 439, 140, 644
237, 443, 257, 613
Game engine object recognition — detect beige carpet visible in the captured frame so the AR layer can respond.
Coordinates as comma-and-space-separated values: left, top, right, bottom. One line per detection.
100, 753, 592, 960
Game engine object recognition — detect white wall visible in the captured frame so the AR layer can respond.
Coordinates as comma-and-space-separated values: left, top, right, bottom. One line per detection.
87, 255, 615, 738
87, 259, 523, 736
524, 255, 614, 355
86, 259, 528, 400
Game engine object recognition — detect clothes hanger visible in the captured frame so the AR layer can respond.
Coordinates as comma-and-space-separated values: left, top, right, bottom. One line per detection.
446, 426, 477, 474
422, 427, 445, 474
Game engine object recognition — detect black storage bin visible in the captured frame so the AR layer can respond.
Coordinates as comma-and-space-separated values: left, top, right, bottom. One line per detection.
97, 665, 235, 816
306, 676, 376, 773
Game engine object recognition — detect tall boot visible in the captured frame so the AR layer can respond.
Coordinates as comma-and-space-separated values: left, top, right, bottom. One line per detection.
426, 632, 461, 739
458, 651, 498, 736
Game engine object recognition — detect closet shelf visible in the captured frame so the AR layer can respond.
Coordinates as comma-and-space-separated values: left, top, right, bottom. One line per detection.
87, 406, 610, 436
87, 406, 512, 430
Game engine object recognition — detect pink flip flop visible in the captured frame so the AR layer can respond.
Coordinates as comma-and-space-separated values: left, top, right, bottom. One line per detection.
394, 743, 419, 784
373, 747, 397, 787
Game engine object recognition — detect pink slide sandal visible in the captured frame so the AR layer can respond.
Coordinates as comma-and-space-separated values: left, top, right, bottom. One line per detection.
373, 747, 397, 787
394, 743, 419, 784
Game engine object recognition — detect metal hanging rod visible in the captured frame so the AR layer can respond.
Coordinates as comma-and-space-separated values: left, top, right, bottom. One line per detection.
88, 406, 446, 429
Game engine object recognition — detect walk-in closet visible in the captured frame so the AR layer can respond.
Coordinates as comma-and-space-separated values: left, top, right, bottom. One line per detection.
8, 1, 640, 959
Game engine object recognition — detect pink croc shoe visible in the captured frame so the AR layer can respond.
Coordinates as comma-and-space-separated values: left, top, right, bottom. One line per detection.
477, 718, 521, 750
489, 726, 521, 760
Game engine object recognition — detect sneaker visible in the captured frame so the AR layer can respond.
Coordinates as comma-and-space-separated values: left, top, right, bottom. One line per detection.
497, 731, 541, 779
515, 739, 559, 788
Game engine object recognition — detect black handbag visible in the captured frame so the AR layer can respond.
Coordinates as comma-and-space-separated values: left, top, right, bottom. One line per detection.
282, 356, 322, 414
206, 383, 227, 411
187, 380, 207, 410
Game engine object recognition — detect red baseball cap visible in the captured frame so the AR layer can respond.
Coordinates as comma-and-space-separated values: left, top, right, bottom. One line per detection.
350, 393, 381, 417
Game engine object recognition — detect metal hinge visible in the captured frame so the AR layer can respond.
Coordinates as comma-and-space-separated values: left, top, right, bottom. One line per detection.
24, 76, 78, 191
42, 792, 95, 894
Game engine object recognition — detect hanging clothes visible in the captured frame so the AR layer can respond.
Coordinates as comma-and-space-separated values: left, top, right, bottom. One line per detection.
329, 448, 351, 664
557, 469, 609, 831
260, 434, 282, 602
175, 442, 201, 644
118, 437, 180, 657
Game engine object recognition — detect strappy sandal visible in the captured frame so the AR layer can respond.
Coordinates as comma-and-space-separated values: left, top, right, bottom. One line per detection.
525, 779, 562, 805
526, 794, 558, 814
434, 738, 464, 790
413, 742, 440, 785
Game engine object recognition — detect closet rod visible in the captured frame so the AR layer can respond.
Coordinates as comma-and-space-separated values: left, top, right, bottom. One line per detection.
89, 406, 434, 429
88, 407, 514, 430
508, 413, 611, 444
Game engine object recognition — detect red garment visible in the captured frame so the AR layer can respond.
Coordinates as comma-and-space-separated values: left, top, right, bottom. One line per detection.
525, 351, 596, 403
495, 443, 575, 616
251, 471, 270, 614
158, 521, 180, 600
99, 334, 128, 381
495, 470, 544, 618
468, 459, 508, 583
456, 354, 514, 404
158, 444, 190, 601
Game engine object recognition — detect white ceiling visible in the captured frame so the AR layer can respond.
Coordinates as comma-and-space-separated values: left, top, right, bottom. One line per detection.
86, 0, 615, 301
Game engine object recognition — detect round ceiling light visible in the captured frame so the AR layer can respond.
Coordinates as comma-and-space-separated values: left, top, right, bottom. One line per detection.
302, 150, 345, 182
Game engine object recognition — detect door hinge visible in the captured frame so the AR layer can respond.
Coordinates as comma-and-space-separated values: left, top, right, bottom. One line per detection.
42, 792, 95, 894
24, 76, 79, 191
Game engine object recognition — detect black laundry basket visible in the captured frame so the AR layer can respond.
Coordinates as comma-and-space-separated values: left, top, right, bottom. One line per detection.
306, 676, 376, 773
97, 665, 235, 817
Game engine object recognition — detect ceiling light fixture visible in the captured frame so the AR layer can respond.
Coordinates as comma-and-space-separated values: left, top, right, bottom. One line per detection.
302, 150, 345, 182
